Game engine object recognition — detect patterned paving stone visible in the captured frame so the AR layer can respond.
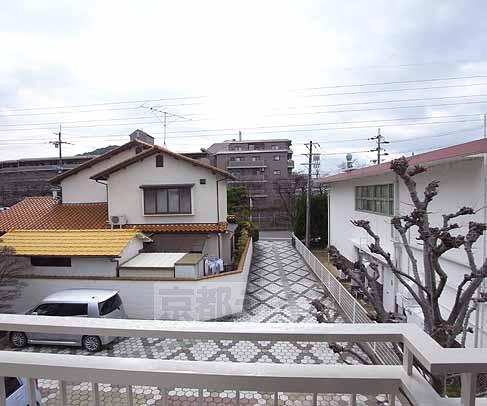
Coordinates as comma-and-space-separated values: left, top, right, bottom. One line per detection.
4, 240, 395, 405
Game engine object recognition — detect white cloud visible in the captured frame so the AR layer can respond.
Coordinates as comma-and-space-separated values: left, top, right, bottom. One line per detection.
0, 0, 486, 167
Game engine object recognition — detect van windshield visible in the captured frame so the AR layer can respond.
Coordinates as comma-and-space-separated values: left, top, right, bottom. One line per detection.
98, 294, 122, 316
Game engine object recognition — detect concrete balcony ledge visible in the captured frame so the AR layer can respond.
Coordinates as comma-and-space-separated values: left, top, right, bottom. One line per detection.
227, 160, 267, 168
0, 317, 486, 405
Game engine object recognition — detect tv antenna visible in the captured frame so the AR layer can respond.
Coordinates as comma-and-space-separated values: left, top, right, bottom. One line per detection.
140, 106, 192, 146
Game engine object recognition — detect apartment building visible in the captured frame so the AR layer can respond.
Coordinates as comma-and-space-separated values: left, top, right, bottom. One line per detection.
207, 139, 294, 228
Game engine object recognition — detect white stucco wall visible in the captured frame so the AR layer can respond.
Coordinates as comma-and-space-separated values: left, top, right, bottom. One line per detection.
118, 237, 143, 264
60, 148, 137, 203
29, 257, 117, 277
328, 156, 487, 347
14, 244, 252, 320
106, 153, 228, 224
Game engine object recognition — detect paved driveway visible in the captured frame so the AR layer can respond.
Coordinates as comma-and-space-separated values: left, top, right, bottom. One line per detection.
4, 240, 389, 405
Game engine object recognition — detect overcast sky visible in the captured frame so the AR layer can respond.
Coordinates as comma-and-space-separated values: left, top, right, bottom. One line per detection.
1, 1, 487, 173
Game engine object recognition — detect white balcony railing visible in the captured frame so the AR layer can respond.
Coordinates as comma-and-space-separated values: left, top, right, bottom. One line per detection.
0, 315, 486, 406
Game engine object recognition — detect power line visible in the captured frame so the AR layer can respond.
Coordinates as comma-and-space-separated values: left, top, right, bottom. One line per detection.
1, 93, 487, 121
160, 113, 484, 135
0, 95, 208, 113
1, 74, 487, 114
303, 82, 487, 98
299, 74, 487, 90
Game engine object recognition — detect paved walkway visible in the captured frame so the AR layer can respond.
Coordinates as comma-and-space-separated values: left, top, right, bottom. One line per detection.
5, 240, 389, 405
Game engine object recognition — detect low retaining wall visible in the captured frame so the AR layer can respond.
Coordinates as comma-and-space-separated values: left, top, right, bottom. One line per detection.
13, 239, 253, 321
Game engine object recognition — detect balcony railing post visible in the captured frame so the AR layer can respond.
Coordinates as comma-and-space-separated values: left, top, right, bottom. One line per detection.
403, 345, 413, 375
127, 385, 133, 406
0, 376, 6, 406
92, 382, 100, 406
60, 380, 67, 405
198, 388, 203, 406
349, 393, 356, 406
162, 387, 168, 406
461, 373, 477, 406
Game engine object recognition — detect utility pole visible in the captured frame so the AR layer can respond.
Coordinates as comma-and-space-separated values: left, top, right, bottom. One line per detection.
50, 125, 72, 173
369, 128, 389, 164
301, 142, 321, 248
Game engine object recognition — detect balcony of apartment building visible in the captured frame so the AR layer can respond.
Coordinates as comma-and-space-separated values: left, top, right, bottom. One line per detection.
287, 159, 294, 168
0, 314, 485, 406
227, 158, 267, 169
228, 174, 267, 183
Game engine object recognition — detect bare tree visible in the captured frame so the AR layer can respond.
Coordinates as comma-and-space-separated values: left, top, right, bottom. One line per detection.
329, 156, 487, 349
273, 174, 307, 229
310, 296, 375, 365
0, 247, 28, 313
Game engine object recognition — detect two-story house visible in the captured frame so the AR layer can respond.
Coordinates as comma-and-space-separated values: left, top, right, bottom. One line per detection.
207, 138, 294, 228
316, 138, 487, 348
0, 130, 248, 320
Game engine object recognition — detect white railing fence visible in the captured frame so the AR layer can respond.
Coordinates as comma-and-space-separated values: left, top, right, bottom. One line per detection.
0, 316, 486, 406
293, 235, 399, 365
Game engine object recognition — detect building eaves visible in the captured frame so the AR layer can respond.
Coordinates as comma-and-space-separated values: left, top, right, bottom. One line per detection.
49, 139, 153, 184
90, 146, 236, 181
316, 138, 487, 184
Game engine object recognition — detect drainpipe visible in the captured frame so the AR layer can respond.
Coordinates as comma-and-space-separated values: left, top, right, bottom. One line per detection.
95, 179, 109, 226
474, 114, 487, 347
327, 186, 331, 250
215, 177, 225, 259
393, 174, 401, 314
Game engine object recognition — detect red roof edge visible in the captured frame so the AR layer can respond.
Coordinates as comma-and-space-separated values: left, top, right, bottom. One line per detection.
316, 138, 487, 184
49, 139, 152, 184
90, 145, 236, 181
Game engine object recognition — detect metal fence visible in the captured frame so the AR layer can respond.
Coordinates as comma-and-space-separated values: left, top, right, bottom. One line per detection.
293, 235, 399, 365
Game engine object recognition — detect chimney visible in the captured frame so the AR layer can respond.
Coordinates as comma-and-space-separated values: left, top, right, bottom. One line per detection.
129, 129, 155, 145
238, 131, 242, 142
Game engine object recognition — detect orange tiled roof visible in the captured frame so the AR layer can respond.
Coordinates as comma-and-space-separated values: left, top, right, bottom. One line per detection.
0, 197, 58, 232
33, 202, 108, 230
126, 222, 228, 233
0, 197, 108, 233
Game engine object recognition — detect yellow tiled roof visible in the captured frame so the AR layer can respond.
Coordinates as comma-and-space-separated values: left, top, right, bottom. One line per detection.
0, 229, 142, 257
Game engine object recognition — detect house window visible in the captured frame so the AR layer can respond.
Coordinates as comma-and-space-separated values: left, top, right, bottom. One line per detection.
156, 155, 164, 167
271, 145, 280, 150
273, 170, 281, 175
235, 156, 242, 162
144, 186, 192, 214
251, 156, 259, 161
273, 155, 280, 161
355, 184, 394, 216
31, 257, 72, 267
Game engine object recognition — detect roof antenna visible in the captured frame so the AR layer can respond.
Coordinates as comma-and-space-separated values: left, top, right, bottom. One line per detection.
139, 105, 192, 147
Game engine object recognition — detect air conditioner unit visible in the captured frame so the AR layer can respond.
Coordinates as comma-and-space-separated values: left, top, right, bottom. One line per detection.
110, 215, 127, 226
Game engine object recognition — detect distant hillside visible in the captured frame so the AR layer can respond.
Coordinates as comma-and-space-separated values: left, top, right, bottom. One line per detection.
76, 145, 119, 156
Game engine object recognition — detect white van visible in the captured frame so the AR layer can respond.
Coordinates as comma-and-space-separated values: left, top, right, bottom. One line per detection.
9, 289, 127, 352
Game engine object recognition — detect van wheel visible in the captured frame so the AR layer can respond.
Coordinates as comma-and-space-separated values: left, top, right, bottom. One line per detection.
82, 335, 102, 352
9, 331, 27, 348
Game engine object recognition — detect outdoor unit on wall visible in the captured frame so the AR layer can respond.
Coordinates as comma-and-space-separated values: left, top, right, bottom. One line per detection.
110, 215, 128, 228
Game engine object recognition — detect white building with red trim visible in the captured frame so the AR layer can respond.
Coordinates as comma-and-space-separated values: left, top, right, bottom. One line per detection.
317, 138, 487, 348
